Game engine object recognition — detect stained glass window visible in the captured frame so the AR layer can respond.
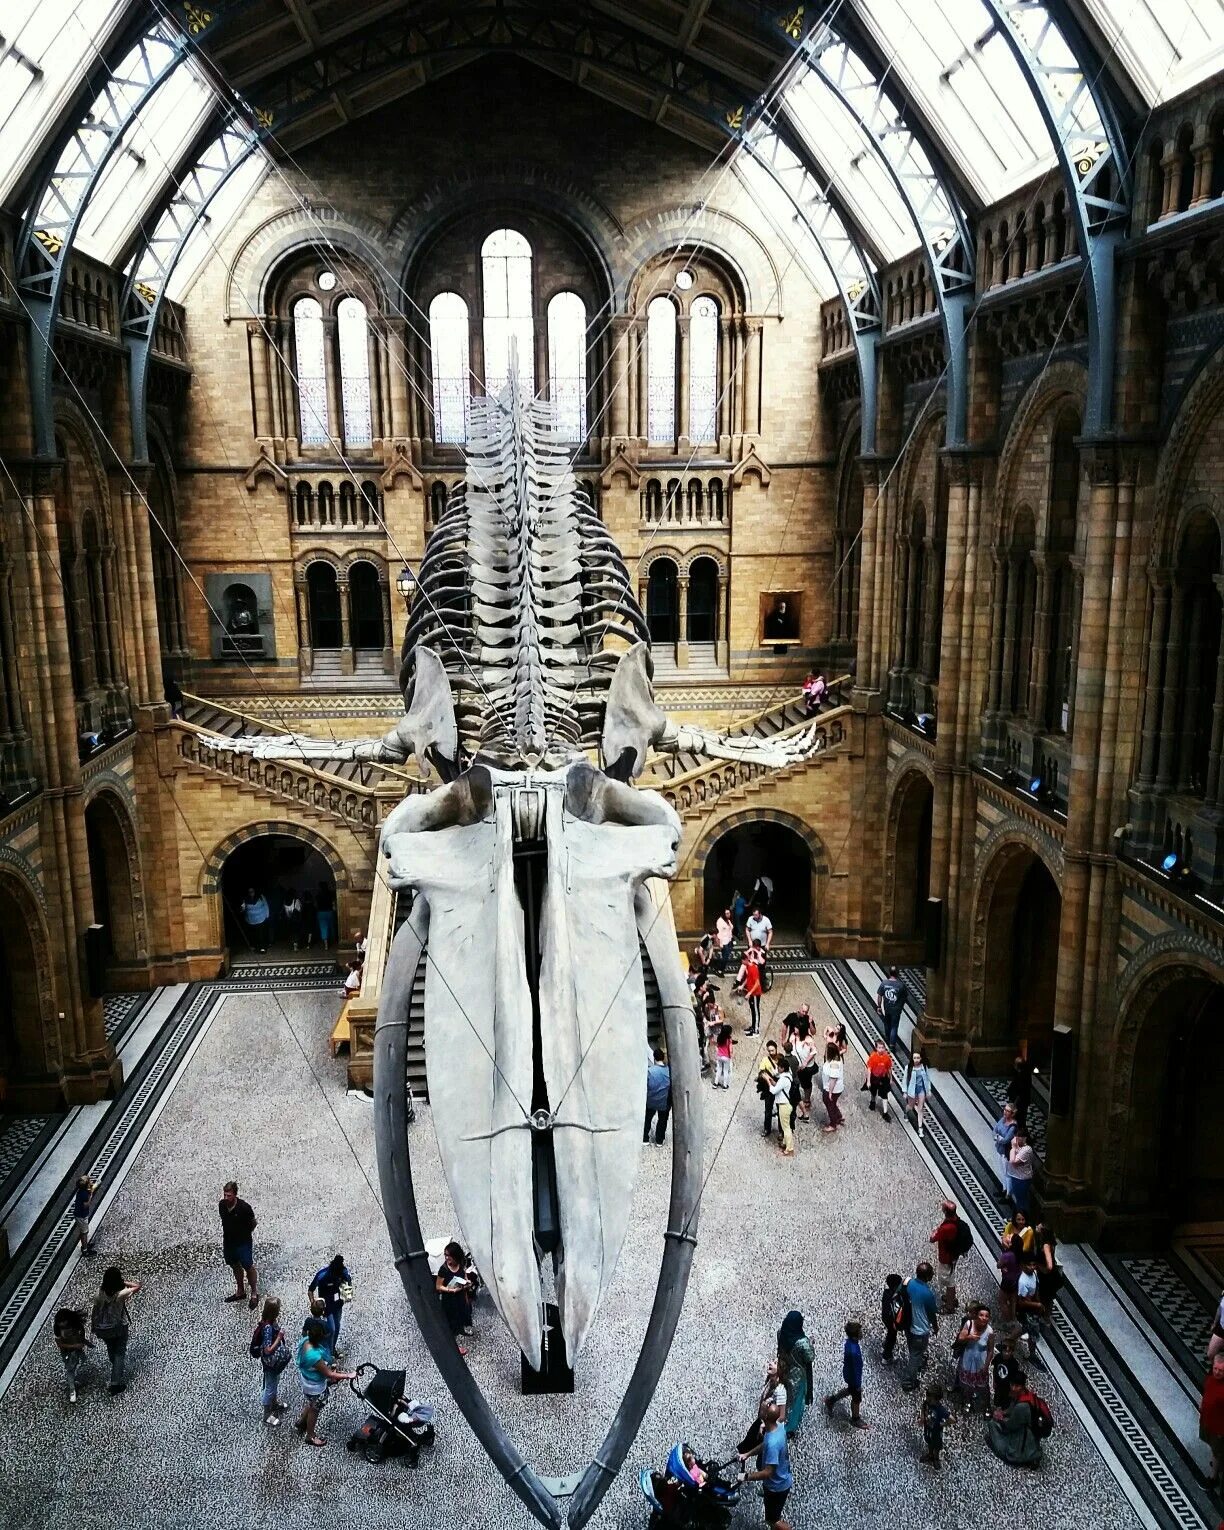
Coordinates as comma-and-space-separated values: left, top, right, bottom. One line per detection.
338, 295, 372, 449
689, 295, 719, 445
547, 291, 587, 440
293, 296, 329, 447
429, 291, 470, 445
647, 297, 677, 446
482, 228, 535, 397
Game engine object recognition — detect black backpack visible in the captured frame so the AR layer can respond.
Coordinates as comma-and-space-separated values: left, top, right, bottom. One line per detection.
883, 1283, 912, 1332
951, 1217, 974, 1258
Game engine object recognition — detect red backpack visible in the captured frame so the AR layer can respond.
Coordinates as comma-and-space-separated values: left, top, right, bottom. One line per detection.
1015, 1388, 1054, 1440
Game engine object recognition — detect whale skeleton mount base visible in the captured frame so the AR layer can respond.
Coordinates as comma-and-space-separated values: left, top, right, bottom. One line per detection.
216, 375, 724, 1524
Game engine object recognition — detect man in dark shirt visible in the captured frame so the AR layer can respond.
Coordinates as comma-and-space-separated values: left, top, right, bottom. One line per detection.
219, 1180, 259, 1310
876, 966, 909, 1049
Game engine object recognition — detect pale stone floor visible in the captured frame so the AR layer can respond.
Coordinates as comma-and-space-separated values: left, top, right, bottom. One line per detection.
1, 975, 1142, 1530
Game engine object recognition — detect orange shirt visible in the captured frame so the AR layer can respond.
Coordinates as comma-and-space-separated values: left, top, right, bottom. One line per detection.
866, 1047, 893, 1079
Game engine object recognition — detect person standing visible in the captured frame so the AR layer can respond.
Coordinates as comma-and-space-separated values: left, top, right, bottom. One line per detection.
53, 1307, 93, 1403
880, 1273, 908, 1365
1200, 1350, 1224, 1488
732, 889, 748, 941
771, 1059, 797, 1156
240, 887, 271, 953
745, 905, 773, 954
991, 1324, 1027, 1412
315, 880, 337, 949
738, 1359, 789, 1457
904, 1048, 932, 1138
863, 1040, 894, 1119
303, 1297, 336, 1358
310, 1253, 352, 1354
741, 1401, 793, 1529
777, 1310, 815, 1438
900, 1262, 939, 1392
929, 1200, 968, 1315
819, 1042, 845, 1133
875, 966, 908, 1049
293, 1317, 355, 1446
792, 1023, 817, 1121
997, 1236, 1021, 1324
72, 1175, 98, 1257
823, 1320, 868, 1428
252, 1297, 291, 1426
993, 1103, 1018, 1201
282, 889, 307, 950
1002, 1208, 1036, 1257
715, 909, 735, 973
952, 1303, 995, 1414
758, 1040, 781, 1138
739, 947, 764, 1037
1007, 1130, 1035, 1213
1007, 1052, 1035, 1130
920, 1383, 951, 1469
219, 1181, 259, 1309
713, 1024, 735, 1089
90, 1266, 141, 1395
644, 1048, 672, 1143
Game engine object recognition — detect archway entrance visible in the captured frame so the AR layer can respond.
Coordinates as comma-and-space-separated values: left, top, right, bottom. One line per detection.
646, 559, 678, 647
702, 820, 813, 943
979, 848, 1061, 1070
348, 561, 384, 651
1122, 969, 1224, 1248
0, 880, 50, 1109
84, 795, 138, 979
219, 834, 339, 964
686, 556, 718, 643
889, 772, 933, 953
307, 563, 342, 650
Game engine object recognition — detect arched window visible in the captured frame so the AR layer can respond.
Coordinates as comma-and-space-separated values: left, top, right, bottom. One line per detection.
429, 292, 470, 445
337, 296, 372, 449
689, 295, 719, 444
647, 297, 677, 445
482, 228, 534, 397
293, 296, 329, 446
547, 291, 587, 440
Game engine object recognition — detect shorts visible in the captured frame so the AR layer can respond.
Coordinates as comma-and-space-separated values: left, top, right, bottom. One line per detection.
225, 1241, 254, 1271
73, 1216, 89, 1237
868, 1075, 890, 1099
302, 1384, 328, 1412
763, 1488, 790, 1524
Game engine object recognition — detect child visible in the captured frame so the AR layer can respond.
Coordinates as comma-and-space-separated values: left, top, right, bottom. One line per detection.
863, 1041, 893, 1119
921, 1383, 951, 1468
992, 1324, 1027, 1411
302, 1296, 336, 1357
824, 1320, 868, 1428
880, 1273, 907, 1363
1016, 1255, 1044, 1360
714, 1024, 734, 1089
72, 1175, 97, 1256
53, 1307, 93, 1403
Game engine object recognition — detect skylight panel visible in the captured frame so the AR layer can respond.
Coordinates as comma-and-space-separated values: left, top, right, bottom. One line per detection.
166, 153, 267, 302
1078, 0, 1224, 105
733, 151, 838, 301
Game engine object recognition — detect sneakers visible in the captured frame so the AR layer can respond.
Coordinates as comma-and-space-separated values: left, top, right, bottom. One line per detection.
265, 1413, 281, 1428
68, 1390, 77, 1404
224, 1292, 246, 1304
248, 1295, 259, 1310
868, 1098, 876, 1112
850, 1418, 870, 1429
108, 1384, 124, 1395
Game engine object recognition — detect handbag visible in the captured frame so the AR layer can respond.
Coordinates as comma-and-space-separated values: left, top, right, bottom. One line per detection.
337, 1278, 354, 1304
264, 1330, 292, 1374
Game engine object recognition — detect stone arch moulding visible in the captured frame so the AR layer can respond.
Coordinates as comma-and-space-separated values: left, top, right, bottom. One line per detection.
199, 821, 351, 898
0, 864, 61, 1074
393, 163, 620, 303
83, 782, 149, 961
297, 549, 342, 575
993, 359, 1088, 517
54, 398, 113, 524
638, 547, 684, 578
897, 405, 945, 516
1154, 340, 1224, 530
681, 545, 728, 579
619, 205, 781, 316
967, 828, 1063, 1045
223, 208, 392, 320
1168, 493, 1224, 569
689, 807, 830, 881
342, 550, 389, 580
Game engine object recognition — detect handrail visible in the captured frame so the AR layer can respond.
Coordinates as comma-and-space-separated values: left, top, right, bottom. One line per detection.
641, 675, 852, 775
349, 866, 397, 1025
179, 689, 423, 785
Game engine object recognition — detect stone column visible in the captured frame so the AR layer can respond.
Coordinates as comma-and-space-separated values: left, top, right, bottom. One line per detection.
716, 573, 729, 667
1154, 584, 1186, 791
380, 578, 396, 674
676, 314, 691, 449
717, 317, 734, 446
744, 319, 763, 436
1136, 572, 1172, 786
999, 554, 1021, 713
129, 481, 164, 708
324, 319, 343, 450
634, 320, 648, 443
731, 319, 746, 438
676, 573, 690, 668
854, 463, 879, 695
113, 489, 148, 706
894, 539, 914, 697
1205, 575, 1224, 803
609, 317, 632, 441
338, 576, 353, 675
920, 542, 942, 683
1176, 591, 1206, 791
1159, 149, 1181, 219
1191, 137, 1214, 207
387, 319, 410, 442
249, 322, 273, 439
985, 552, 1007, 714
296, 578, 312, 674
1026, 555, 1053, 723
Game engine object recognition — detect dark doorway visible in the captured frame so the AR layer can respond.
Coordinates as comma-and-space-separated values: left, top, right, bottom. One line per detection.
0, 881, 46, 1106
307, 563, 342, 649
702, 821, 813, 942
84, 795, 137, 975
348, 561, 384, 650
646, 559, 678, 645
219, 834, 337, 963
980, 850, 1061, 1069
890, 773, 933, 945
686, 557, 718, 643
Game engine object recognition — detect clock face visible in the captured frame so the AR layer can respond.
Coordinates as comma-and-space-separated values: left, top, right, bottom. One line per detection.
675, 270, 694, 291
317, 270, 337, 291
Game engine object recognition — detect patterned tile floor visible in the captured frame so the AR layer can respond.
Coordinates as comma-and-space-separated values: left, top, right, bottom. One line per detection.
0, 977, 1143, 1530
1117, 1255, 1217, 1378
102, 992, 144, 1043
0, 1115, 55, 1188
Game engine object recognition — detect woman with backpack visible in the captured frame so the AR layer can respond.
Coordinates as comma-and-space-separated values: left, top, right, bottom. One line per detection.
251, 1296, 291, 1426
91, 1266, 141, 1394
53, 1308, 93, 1403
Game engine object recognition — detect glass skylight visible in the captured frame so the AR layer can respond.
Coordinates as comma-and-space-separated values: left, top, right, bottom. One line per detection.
1079, 0, 1224, 106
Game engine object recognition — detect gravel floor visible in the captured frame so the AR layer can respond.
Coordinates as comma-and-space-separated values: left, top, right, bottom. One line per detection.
0, 975, 1142, 1529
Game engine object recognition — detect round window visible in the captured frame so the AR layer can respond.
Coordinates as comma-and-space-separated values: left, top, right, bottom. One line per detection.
317, 270, 337, 291
675, 270, 695, 291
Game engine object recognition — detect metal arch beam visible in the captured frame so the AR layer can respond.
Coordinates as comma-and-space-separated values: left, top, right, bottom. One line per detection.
738, 126, 882, 454
15, 0, 257, 459
789, 25, 976, 445
978, 0, 1133, 433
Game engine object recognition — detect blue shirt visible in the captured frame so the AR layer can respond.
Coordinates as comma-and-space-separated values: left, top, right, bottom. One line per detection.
993, 1116, 1017, 1158
905, 1277, 939, 1338
759, 1424, 793, 1493
295, 1338, 327, 1393
302, 1311, 336, 1356
73, 1185, 92, 1218
842, 1338, 863, 1390
646, 1062, 671, 1110
243, 895, 270, 925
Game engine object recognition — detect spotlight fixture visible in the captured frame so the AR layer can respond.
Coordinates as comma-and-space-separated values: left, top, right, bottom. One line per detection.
1029, 776, 1042, 794
1160, 850, 1180, 874
915, 712, 936, 740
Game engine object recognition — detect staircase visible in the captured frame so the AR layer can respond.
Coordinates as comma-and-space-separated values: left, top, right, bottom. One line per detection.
303, 649, 396, 693
650, 643, 725, 682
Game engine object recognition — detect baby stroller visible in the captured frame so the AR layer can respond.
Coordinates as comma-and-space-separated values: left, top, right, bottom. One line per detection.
346, 1365, 436, 1465
640, 1444, 741, 1529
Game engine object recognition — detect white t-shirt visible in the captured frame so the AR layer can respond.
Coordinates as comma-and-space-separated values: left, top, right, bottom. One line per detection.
746, 914, 773, 946
1017, 1270, 1039, 1300
343, 969, 362, 994
820, 1058, 844, 1095
1009, 1143, 1034, 1181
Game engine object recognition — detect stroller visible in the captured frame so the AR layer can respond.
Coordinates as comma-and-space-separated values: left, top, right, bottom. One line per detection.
346, 1365, 436, 1465
640, 1443, 741, 1529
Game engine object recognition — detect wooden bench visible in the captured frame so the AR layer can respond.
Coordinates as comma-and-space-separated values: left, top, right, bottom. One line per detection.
330, 1001, 352, 1056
